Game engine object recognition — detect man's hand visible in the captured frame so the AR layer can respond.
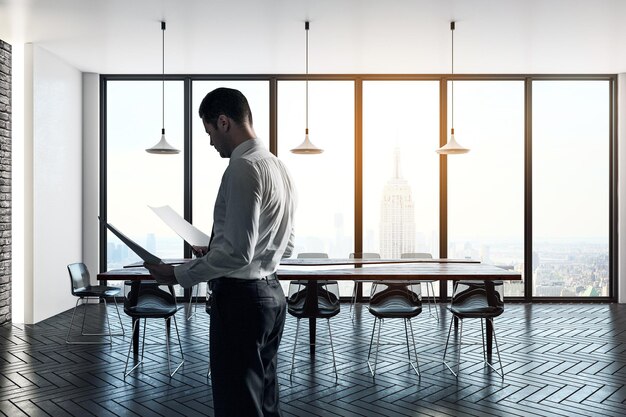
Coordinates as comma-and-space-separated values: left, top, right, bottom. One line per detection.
143, 263, 177, 285
191, 246, 209, 257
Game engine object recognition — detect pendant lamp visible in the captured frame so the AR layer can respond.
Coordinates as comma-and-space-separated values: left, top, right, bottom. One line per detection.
291, 21, 324, 155
436, 21, 469, 155
146, 21, 180, 154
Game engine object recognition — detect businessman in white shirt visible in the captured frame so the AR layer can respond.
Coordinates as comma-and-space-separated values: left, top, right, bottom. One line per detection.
145, 87, 296, 417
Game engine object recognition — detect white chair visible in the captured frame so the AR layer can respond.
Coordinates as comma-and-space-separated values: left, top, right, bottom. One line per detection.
401, 253, 439, 322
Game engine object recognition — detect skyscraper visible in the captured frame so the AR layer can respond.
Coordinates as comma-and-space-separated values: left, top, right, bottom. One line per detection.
379, 147, 416, 258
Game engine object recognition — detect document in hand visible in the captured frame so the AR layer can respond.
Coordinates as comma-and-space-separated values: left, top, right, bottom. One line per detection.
149, 205, 210, 247
99, 218, 163, 265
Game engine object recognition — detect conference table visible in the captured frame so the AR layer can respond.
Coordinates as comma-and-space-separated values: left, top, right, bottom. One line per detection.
98, 258, 521, 362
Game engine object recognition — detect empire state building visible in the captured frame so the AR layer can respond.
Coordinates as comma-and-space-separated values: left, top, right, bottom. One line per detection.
379, 147, 416, 258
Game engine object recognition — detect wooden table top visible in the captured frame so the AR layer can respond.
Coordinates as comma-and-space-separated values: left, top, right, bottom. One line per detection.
276, 263, 521, 281
99, 260, 521, 282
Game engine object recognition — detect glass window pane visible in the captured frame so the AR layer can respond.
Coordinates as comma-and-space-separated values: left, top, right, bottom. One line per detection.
532, 81, 609, 297
277, 80, 355, 296
447, 81, 525, 297
106, 80, 184, 293
363, 80, 440, 296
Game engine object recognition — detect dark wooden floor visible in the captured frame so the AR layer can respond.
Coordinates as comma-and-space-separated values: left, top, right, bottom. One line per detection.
1, 301, 626, 416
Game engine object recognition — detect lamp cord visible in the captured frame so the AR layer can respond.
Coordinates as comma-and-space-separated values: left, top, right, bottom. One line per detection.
305, 21, 309, 132
451, 21, 454, 131
162, 21, 165, 133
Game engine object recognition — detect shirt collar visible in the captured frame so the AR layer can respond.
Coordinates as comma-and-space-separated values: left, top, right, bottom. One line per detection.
230, 138, 262, 161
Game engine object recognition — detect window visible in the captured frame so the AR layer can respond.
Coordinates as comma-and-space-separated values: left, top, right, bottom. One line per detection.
363, 80, 440, 296
106, 80, 185, 269
277, 80, 355, 295
447, 81, 525, 297
101, 75, 615, 302
532, 81, 610, 297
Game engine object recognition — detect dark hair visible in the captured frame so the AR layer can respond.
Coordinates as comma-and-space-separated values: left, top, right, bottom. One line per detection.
198, 87, 253, 127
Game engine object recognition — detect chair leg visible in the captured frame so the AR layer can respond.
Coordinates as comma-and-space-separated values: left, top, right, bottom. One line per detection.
166, 317, 172, 377
124, 319, 143, 377
484, 318, 504, 379
350, 281, 357, 322
406, 318, 420, 377
164, 316, 184, 377
67, 298, 112, 345
367, 318, 383, 377
187, 285, 199, 320
443, 315, 461, 377
428, 282, 439, 322
103, 298, 113, 344
326, 319, 338, 380
66, 298, 81, 344
112, 296, 125, 336
290, 318, 301, 380
80, 298, 88, 335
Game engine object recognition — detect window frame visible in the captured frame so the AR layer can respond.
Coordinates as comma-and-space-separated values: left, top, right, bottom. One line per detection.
99, 73, 618, 303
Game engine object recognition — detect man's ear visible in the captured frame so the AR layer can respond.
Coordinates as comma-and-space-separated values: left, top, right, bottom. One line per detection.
217, 114, 230, 132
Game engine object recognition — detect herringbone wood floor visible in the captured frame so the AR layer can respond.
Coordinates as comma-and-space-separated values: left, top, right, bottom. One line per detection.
1, 302, 625, 416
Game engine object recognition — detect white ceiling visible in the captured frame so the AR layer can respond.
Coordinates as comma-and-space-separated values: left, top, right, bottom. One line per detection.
1, 0, 625, 75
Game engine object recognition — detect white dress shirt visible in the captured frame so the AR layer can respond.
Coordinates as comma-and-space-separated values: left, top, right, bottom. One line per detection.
174, 138, 296, 288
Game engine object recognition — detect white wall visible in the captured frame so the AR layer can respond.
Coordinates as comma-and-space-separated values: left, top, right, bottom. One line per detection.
23, 44, 82, 323
617, 74, 626, 303
82, 73, 99, 276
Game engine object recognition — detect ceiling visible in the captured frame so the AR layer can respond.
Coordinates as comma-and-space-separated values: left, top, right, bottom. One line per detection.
1, 0, 625, 75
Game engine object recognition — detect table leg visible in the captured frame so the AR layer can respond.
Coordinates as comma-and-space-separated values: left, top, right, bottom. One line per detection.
304, 280, 318, 356
486, 318, 493, 363
132, 317, 139, 357
309, 317, 316, 356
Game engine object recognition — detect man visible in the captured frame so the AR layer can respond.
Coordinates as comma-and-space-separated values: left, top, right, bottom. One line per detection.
145, 87, 296, 417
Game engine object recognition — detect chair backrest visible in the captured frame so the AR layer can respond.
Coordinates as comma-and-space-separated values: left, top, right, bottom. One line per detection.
401, 253, 433, 259
297, 252, 329, 259
370, 281, 422, 308
67, 263, 90, 295
287, 281, 340, 317
349, 252, 381, 259
452, 280, 504, 313
124, 282, 177, 314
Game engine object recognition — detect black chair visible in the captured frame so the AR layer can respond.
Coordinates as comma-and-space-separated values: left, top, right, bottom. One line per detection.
349, 252, 381, 317
366, 281, 422, 378
287, 279, 340, 379
123, 282, 184, 377
442, 280, 505, 378
66, 263, 124, 344
401, 252, 439, 322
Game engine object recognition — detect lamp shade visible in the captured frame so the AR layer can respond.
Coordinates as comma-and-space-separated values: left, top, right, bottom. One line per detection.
146, 129, 181, 154
290, 131, 324, 154
436, 129, 469, 155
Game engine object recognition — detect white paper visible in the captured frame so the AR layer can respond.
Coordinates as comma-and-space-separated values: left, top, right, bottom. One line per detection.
149, 205, 210, 247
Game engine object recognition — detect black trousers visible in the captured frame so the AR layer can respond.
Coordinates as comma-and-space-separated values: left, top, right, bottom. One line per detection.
210, 276, 286, 417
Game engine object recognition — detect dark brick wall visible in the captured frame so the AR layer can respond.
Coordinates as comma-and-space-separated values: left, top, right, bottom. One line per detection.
0, 40, 11, 325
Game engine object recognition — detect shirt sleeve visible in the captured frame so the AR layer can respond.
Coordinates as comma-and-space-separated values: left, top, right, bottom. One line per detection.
174, 160, 262, 288
282, 226, 295, 259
